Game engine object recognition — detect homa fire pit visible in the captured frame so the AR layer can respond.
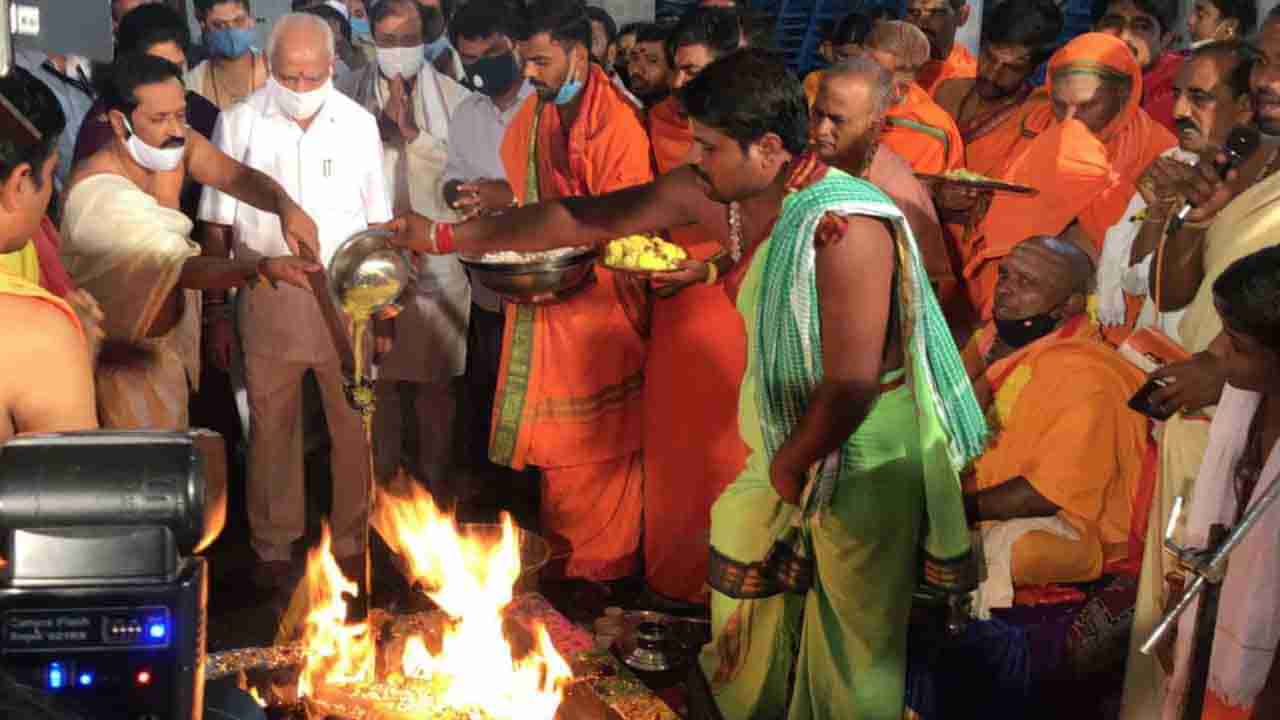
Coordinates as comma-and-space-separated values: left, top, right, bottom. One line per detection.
207, 594, 678, 720
206, 484, 678, 720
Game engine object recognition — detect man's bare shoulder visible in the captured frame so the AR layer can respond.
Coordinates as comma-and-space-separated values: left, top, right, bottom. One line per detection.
0, 295, 82, 353
933, 77, 976, 118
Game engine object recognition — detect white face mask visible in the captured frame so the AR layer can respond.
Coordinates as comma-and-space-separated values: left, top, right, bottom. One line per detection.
121, 115, 185, 172
376, 44, 426, 79
271, 76, 333, 120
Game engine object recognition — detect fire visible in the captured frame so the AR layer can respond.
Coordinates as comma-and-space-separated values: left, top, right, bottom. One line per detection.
289, 483, 572, 719
293, 524, 375, 698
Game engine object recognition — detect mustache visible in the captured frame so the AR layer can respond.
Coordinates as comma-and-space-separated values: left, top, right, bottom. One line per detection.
1254, 90, 1280, 105
1174, 118, 1199, 134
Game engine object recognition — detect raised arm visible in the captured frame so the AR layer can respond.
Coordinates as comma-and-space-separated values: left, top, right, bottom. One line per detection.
184, 130, 321, 259
392, 167, 716, 255
768, 215, 897, 505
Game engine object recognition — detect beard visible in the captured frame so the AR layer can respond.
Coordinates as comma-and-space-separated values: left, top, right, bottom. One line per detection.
635, 86, 670, 107
975, 76, 1016, 101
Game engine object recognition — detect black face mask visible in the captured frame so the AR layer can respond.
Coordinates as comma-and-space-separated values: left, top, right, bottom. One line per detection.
993, 310, 1060, 349
462, 52, 520, 98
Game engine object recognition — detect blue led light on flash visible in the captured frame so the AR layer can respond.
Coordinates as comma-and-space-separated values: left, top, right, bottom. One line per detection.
78, 671, 93, 687
147, 621, 167, 640
47, 662, 65, 690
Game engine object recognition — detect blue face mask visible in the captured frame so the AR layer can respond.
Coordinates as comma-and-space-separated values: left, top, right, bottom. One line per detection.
554, 57, 584, 105
424, 33, 451, 61
350, 18, 371, 40
206, 27, 256, 59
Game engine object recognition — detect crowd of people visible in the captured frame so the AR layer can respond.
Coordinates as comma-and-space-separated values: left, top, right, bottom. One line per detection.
1, 0, 1279, 717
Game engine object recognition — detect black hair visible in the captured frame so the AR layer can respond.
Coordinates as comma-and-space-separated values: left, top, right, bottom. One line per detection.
1192, 40, 1253, 98
0, 67, 66, 188
1208, 0, 1258, 36
740, 10, 776, 50
826, 11, 872, 45
666, 8, 740, 64
194, 0, 251, 20
116, 3, 193, 57
514, 0, 592, 49
450, 0, 520, 44
300, 3, 353, 42
618, 21, 645, 38
633, 21, 673, 46
585, 5, 618, 45
302, 3, 353, 43
100, 52, 185, 116
1213, 244, 1280, 352
1092, 0, 1178, 35
980, 0, 1063, 67
679, 48, 808, 155
369, 0, 426, 38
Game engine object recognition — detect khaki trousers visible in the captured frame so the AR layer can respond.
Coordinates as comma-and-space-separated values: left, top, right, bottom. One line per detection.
244, 352, 370, 562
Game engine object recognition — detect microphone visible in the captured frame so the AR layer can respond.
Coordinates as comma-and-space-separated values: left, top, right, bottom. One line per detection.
1171, 125, 1261, 228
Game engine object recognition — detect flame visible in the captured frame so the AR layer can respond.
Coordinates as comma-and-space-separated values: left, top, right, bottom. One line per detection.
294, 523, 374, 698
247, 687, 266, 707
291, 483, 571, 719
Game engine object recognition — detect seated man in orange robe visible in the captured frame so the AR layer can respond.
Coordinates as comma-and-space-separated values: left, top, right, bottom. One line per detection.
495, 0, 653, 582
962, 236, 1148, 609
932, 0, 1063, 177
904, 0, 976, 95
862, 20, 965, 175
640, 6, 748, 605
810, 57, 966, 328
958, 32, 1175, 319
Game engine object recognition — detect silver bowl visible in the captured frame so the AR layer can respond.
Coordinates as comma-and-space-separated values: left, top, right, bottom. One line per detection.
459, 246, 599, 304
327, 229, 412, 315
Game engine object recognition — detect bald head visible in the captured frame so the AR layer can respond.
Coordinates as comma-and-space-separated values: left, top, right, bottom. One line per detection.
864, 20, 930, 75
267, 12, 336, 68
1024, 235, 1096, 292
993, 235, 1095, 322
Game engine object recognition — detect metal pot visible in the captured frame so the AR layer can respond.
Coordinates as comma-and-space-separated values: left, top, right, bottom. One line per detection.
456, 522, 552, 595
459, 247, 599, 305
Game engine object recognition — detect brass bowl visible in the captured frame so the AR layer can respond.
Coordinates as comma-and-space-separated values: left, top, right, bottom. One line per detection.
459, 247, 599, 305
327, 229, 412, 315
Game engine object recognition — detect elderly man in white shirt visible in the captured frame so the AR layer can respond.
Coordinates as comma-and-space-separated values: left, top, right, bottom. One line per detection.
440, 0, 534, 511
200, 12, 392, 589
337, 0, 471, 502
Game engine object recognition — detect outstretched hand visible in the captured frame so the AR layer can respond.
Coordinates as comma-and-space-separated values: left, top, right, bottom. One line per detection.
261, 256, 324, 289
375, 213, 436, 253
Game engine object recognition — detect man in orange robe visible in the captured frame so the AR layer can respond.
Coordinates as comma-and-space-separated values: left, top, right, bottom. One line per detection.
932, 0, 1064, 177
960, 32, 1175, 319
638, 7, 748, 604
962, 237, 1149, 600
863, 21, 965, 174
905, 0, 977, 95
495, 0, 653, 581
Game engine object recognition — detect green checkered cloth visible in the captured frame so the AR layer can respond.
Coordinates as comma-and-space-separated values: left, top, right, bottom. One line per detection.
753, 168, 989, 571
